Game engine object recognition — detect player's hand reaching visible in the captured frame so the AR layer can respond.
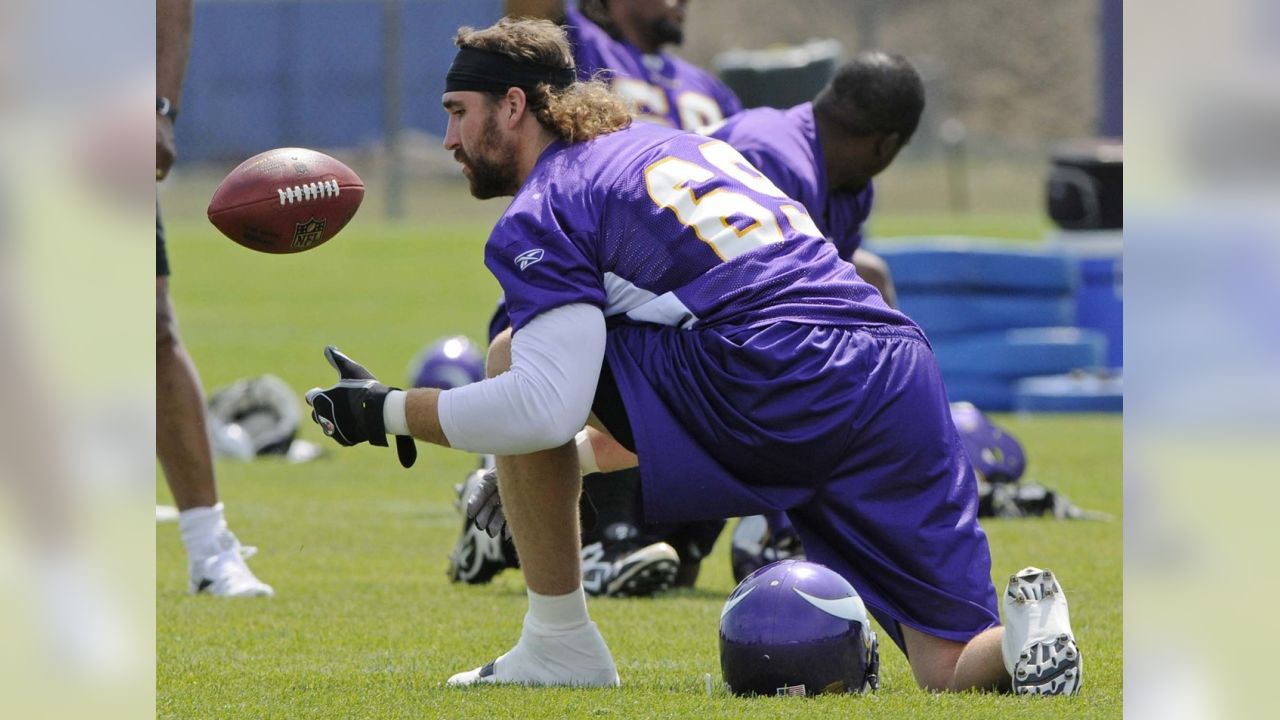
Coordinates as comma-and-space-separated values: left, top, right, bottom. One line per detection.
305, 345, 417, 468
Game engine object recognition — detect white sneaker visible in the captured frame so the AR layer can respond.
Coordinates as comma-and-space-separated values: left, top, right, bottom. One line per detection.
189, 531, 275, 598
1001, 566, 1081, 695
447, 619, 620, 687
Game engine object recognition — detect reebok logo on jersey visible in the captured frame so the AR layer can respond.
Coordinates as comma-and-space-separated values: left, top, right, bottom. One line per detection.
515, 248, 544, 271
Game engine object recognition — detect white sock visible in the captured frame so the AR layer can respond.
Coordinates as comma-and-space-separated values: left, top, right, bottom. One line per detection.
448, 587, 617, 687
526, 586, 590, 632
179, 502, 227, 560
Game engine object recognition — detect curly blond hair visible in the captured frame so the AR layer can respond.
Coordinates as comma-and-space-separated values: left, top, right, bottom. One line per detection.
455, 18, 631, 143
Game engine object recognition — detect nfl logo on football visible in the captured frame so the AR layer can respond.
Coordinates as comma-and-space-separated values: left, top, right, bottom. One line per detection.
292, 217, 327, 249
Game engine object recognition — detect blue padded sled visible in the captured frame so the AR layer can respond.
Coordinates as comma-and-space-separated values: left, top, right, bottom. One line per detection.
1013, 372, 1123, 412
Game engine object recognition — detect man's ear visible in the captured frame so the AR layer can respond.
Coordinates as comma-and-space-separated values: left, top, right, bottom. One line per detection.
874, 132, 903, 162
503, 87, 529, 129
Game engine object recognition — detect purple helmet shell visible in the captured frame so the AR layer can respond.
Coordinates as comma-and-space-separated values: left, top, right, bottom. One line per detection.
719, 559, 879, 697
949, 401, 1027, 483
407, 336, 485, 390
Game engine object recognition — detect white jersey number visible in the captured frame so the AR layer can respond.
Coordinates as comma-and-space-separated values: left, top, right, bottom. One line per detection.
644, 140, 820, 261
612, 79, 725, 130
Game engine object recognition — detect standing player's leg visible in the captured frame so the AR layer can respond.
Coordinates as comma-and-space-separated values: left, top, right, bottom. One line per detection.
156, 216, 272, 598
156, 276, 217, 511
447, 329, 618, 687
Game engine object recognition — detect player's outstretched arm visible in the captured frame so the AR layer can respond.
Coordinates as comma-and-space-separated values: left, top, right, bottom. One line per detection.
306, 305, 605, 464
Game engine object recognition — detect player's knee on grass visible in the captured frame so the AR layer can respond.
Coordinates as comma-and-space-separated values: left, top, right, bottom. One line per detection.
901, 625, 966, 692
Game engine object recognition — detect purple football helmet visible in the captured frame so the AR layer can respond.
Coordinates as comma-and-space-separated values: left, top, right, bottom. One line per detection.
407, 336, 485, 390
950, 401, 1027, 483
719, 559, 879, 697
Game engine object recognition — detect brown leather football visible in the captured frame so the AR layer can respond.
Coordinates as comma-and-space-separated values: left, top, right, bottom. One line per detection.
207, 147, 364, 254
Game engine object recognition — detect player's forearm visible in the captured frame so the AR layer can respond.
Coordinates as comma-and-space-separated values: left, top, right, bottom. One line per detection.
504, 0, 564, 21
403, 387, 452, 447
157, 0, 193, 107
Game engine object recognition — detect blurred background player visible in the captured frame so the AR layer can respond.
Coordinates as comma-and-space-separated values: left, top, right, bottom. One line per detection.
707, 51, 924, 579
708, 50, 923, 308
157, 0, 272, 598
506, 0, 742, 129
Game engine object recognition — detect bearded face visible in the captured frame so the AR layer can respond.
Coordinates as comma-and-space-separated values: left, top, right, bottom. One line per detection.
650, 0, 686, 46
455, 105, 520, 199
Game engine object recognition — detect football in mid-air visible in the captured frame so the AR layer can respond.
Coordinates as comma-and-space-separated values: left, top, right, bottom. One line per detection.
207, 147, 364, 254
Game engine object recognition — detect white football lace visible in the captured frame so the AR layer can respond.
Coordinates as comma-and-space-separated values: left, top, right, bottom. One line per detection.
277, 179, 341, 205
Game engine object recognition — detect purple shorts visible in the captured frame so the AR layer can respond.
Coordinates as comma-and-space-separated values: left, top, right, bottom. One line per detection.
604, 321, 1000, 651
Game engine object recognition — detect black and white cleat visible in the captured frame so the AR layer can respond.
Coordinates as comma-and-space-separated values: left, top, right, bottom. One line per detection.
1003, 566, 1082, 696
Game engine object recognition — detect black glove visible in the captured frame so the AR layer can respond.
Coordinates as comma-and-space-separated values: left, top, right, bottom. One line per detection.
466, 468, 509, 541
305, 345, 417, 468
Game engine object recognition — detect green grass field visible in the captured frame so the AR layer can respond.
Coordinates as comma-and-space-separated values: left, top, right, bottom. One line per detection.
156, 211, 1121, 719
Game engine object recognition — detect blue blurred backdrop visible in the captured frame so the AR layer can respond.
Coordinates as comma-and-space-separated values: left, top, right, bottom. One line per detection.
180, 0, 501, 161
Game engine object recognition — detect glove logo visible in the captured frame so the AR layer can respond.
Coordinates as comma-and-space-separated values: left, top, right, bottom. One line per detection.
514, 248, 544, 271
309, 392, 344, 442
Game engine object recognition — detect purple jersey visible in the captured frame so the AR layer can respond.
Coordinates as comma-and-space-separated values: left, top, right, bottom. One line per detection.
709, 103, 873, 260
564, 4, 742, 130
484, 122, 911, 336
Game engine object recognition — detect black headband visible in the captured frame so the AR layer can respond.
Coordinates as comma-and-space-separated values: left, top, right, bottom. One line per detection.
445, 47, 576, 94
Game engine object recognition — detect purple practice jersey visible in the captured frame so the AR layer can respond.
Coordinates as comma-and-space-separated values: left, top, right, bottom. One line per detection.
708, 102, 873, 261
564, 4, 742, 130
484, 122, 911, 336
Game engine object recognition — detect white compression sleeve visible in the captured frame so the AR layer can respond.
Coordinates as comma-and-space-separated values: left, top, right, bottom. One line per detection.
437, 303, 606, 454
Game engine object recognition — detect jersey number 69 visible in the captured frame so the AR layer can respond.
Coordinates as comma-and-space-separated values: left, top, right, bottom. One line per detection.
644, 140, 823, 262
